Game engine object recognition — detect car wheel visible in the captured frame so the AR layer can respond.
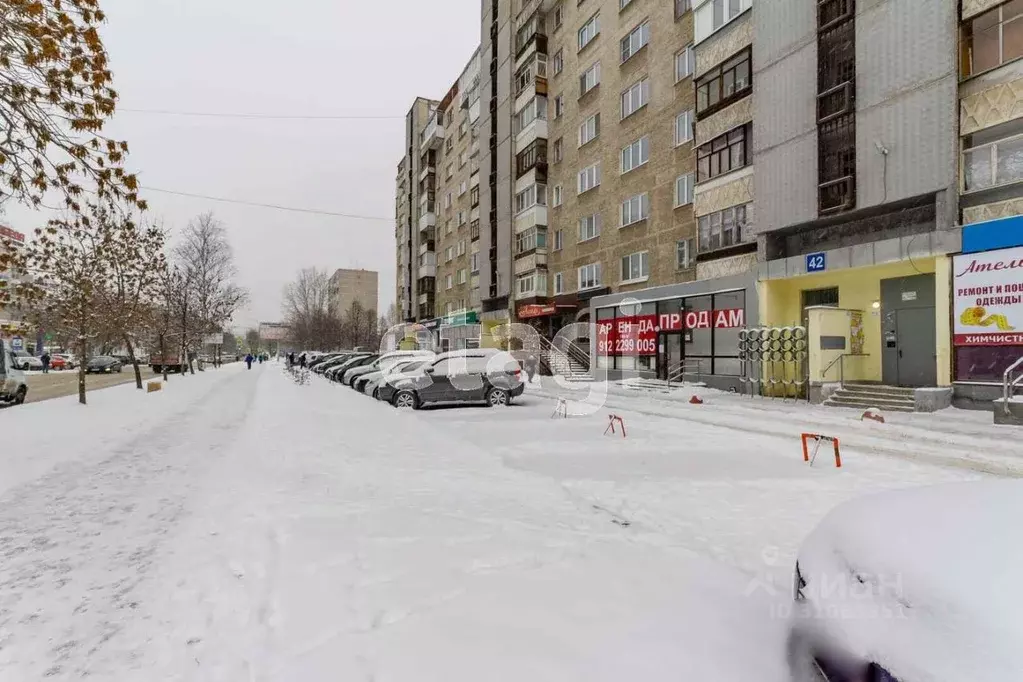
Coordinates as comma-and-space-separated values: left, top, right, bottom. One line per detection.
393, 390, 418, 409
372, 387, 380, 400
14, 387, 27, 405
486, 387, 510, 407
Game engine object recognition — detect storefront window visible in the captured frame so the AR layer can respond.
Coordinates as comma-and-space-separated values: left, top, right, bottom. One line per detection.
685, 296, 713, 357
712, 291, 744, 375
955, 346, 1023, 382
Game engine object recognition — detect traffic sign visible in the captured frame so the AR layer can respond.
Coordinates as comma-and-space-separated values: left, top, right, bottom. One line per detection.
11, 336, 22, 351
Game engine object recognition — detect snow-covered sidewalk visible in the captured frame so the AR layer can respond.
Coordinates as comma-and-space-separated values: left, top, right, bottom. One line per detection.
0, 364, 790, 680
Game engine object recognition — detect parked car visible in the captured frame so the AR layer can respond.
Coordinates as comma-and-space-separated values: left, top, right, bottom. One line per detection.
324, 354, 373, 381
11, 351, 42, 371
362, 359, 430, 397
86, 356, 123, 374
785, 480, 1023, 682
384, 349, 523, 409
57, 354, 78, 369
314, 353, 356, 375
332, 354, 379, 383
345, 350, 435, 388
0, 340, 28, 405
308, 353, 343, 369
48, 355, 68, 370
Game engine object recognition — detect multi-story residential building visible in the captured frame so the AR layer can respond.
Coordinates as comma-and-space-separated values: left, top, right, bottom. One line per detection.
954, 0, 1023, 405
755, 0, 961, 397
328, 268, 379, 318
396, 97, 439, 323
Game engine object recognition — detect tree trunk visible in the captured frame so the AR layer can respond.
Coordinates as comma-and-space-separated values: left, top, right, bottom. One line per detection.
159, 333, 169, 381
77, 335, 87, 405
124, 334, 142, 389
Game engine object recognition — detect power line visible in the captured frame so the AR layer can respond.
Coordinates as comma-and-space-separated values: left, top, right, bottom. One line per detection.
119, 107, 404, 121
141, 186, 392, 221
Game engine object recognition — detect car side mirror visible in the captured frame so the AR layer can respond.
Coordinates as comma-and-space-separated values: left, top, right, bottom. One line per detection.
423, 366, 435, 374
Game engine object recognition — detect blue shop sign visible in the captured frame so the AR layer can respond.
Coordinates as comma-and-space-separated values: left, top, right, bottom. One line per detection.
962, 215, 1023, 254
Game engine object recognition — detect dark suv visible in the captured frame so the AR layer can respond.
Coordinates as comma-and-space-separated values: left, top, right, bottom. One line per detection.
385, 350, 524, 409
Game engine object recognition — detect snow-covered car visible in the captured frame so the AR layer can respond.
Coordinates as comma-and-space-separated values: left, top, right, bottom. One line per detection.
12, 351, 42, 371
324, 354, 372, 381
785, 480, 1023, 682
332, 354, 378, 384
358, 358, 432, 396
384, 349, 524, 409
348, 350, 436, 391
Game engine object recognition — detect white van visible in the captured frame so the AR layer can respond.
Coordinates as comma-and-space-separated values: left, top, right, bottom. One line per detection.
0, 339, 28, 405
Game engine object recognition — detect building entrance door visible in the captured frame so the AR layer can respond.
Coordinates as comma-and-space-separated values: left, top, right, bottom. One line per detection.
658, 332, 684, 381
881, 274, 937, 387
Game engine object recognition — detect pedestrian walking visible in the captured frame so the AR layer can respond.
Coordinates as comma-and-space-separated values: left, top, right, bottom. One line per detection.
40, 352, 50, 374
288, 352, 295, 368
245, 353, 254, 370
524, 354, 537, 383
299, 353, 307, 369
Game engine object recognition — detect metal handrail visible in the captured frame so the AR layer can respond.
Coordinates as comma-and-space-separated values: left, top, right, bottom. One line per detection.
1002, 356, 1023, 414
822, 352, 869, 385
552, 336, 590, 370
666, 358, 706, 388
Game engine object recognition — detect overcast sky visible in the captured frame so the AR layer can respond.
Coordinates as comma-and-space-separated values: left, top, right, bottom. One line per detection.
3, 0, 481, 330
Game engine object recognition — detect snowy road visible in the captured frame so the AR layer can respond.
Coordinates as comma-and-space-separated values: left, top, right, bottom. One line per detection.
0, 364, 990, 680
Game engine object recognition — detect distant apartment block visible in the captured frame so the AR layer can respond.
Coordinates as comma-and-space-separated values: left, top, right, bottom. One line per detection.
328, 268, 379, 318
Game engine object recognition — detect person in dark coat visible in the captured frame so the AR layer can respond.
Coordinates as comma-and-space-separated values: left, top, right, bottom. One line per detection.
40, 352, 51, 374
299, 353, 307, 369
245, 353, 253, 370
288, 352, 295, 368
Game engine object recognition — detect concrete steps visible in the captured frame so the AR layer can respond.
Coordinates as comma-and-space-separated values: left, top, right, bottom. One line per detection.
824, 384, 916, 413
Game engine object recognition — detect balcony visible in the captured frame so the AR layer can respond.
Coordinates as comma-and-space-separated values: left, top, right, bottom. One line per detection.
418, 263, 437, 278
419, 162, 435, 184
418, 239, 435, 256
419, 112, 444, 151
418, 210, 436, 231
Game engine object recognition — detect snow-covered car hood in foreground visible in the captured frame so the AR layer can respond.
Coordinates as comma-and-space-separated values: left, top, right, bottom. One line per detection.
792, 480, 1023, 681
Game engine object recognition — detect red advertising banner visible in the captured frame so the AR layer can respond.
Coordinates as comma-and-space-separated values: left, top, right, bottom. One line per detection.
0, 226, 25, 243
597, 308, 744, 355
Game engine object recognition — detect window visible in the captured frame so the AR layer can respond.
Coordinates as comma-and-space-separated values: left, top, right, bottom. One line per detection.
444, 192, 452, 209
445, 220, 453, 235
579, 113, 600, 146
696, 49, 751, 118
554, 94, 565, 118
446, 163, 453, 179
458, 239, 466, 256
553, 49, 564, 74
697, 202, 752, 253
446, 274, 453, 289
621, 77, 650, 118
620, 136, 650, 173
676, 238, 693, 269
620, 192, 650, 226
458, 210, 466, 226
470, 252, 479, 273
516, 138, 548, 176
674, 172, 695, 207
579, 213, 601, 241
674, 110, 694, 146
459, 180, 467, 195
578, 262, 602, 290
470, 185, 480, 207
621, 251, 649, 282
554, 229, 564, 250
553, 137, 563, 163
577, 163, 601, 193
445, 245, 454, 261
963, 120, 1023, 191
578, 13, 600, 50
675, 45, 695, 82
517, 271, 547, 296
580, 61, 601, 95
553, 3, 563, 30
553, 184, 563, 206
620, 0, 633, 8
515, 183, 548, 213
458, 268, 467, 284
675, 0, 691, 20
554, 272, 565, 294
703, 0, 749, 36
459, 151, 467, 168
516, 226, 548, 254
514, 96, 548, 133
697, 123, 750, 181
961, 1, 1023, 77
620, 21, 650, 62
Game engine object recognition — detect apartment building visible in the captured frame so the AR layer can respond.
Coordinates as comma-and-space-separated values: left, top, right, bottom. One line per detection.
396, 97, 439, 323
755, 0, 961, 396
955, 0, 1023, 403
328, 268, 379, 318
